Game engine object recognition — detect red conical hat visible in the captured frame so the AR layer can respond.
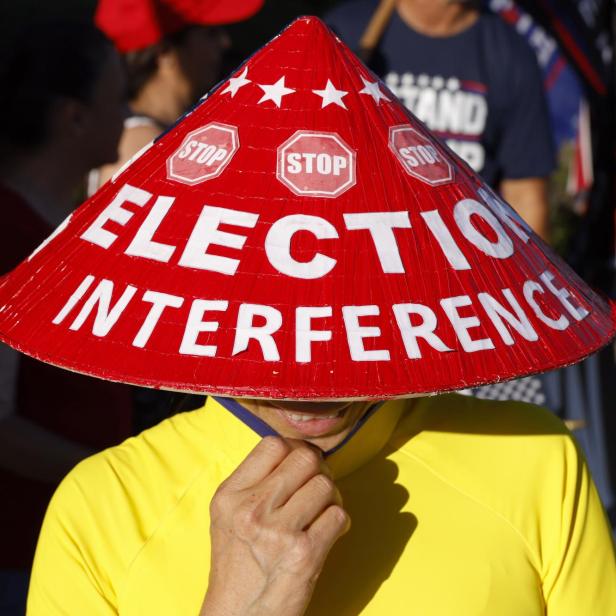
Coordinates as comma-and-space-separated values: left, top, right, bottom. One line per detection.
1, 17, 614, 400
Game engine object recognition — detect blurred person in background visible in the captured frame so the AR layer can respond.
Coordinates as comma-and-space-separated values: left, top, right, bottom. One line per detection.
326, 0, 616, 523
326, 0, 555, 241
0, 18, 131, 614
90, 0, 265, 432
89, 0, 264, 193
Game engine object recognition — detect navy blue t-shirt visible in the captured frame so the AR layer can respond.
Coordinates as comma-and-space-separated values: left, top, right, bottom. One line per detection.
326, 1, 556, 186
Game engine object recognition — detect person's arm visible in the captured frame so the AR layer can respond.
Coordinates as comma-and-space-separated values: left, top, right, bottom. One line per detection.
541, 435, 616, 613
500, 177, 550, 242
200, 437, 349, 616
0, 344, 93, 483
94, 123, 161, 189
28, 465, 119, 615
494, 28, 555, 242
29, 436, 347, 616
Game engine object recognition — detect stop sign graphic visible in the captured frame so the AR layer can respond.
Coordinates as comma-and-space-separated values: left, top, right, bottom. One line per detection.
277, 130, 356, 198
167, 122, 239, 186
389, 125, 453, 186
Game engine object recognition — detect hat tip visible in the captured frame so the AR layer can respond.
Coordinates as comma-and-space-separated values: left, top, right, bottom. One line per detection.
290, 15, 328, 29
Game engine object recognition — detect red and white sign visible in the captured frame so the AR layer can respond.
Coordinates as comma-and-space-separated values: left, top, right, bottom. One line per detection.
277, 130, 355, 198
167, 122, 239, 186
389, 125, 453, 186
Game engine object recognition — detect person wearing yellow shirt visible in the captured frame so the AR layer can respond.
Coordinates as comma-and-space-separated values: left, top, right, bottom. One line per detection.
28, 393, 616, 615
3, 11, 614, 616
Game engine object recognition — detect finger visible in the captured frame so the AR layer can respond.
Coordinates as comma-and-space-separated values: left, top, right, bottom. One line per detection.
284, 439, 333, 479
284, 438, 325, 458
263, 444, 331, 508
223, 436, 291, 491
306, 505, 350, 566
280, 474, 342, 530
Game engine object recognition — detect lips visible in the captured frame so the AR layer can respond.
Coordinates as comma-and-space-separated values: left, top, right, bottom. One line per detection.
285, 409, 344, 422
275, 407, 347, 436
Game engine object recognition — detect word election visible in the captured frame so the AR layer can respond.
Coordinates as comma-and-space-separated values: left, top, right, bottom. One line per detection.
79, 183, 532, 279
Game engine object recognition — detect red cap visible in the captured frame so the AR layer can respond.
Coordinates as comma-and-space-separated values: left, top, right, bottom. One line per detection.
95, 0, 264, 52
0, 17, 614, 400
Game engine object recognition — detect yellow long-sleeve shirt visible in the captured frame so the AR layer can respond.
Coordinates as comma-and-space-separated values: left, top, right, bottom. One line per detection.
28, 394, 616, 615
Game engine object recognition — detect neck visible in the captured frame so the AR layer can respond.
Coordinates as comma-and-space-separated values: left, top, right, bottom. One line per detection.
396, 0, 479, 37
0, 145, 83, 226
130, 76, 186, 127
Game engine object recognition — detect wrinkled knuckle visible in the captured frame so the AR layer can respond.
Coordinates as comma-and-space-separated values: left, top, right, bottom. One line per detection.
209, 496, 223, 519
261, 435, 290, 457
293, 446, 322, 472
233, 504, 261, 537
330, 505, 350, 531
289, 534, 313, 564
209, 486, 231, 518
216, 473, 244, 498
313, 473, 335, 496
213, 478, 231, 497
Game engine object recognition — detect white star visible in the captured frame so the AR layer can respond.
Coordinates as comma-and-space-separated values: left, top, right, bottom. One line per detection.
257, 76, 295, 107
221, 67, 251, 98
358, 76, 389, 104
312, 79, 348, 109
417, 74, 430, 88
432, 75, 444, 89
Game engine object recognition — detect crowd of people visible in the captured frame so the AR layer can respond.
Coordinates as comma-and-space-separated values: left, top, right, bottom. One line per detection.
0, 0, 614, 614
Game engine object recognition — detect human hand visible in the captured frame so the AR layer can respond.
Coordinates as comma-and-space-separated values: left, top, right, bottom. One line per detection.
200, 436, 350, 616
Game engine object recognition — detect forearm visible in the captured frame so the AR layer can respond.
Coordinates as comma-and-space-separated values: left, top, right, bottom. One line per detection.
500, 177, 550, 243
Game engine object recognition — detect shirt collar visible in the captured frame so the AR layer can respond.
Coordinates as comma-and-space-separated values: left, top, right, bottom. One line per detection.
206, 396, 408, 479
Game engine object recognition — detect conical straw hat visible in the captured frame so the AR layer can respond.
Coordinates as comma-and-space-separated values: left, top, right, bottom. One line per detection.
1, 17, 614, 400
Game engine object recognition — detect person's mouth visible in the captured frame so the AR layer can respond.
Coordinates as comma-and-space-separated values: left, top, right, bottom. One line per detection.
274, 405, 349, 436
